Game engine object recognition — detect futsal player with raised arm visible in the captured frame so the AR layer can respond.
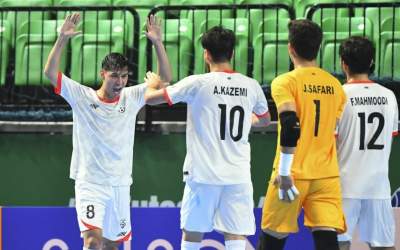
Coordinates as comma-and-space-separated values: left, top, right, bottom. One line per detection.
144, 26, 270, 250
44, 13, 171, 250
336, 36, 398, 250
257, 20, 347, 250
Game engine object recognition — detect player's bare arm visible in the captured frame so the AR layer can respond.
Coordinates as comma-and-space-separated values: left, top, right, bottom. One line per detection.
252, 112, 271, 127
275, 101, 300, 202
44, 13, 81, 87
144, 71, 169, 105
145, 15, 172, 83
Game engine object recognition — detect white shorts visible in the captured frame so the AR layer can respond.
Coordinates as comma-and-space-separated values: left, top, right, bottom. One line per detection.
75, 181, 132, 242
338, 198, 395, 247
180, 181, 255, 235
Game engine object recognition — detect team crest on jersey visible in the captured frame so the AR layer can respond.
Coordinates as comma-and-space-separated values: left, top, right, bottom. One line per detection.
119, 106, 126, 113
392, 187, 400, 207
120, 219, 127, 228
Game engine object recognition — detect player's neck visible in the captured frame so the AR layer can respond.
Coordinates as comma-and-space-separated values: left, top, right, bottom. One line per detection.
96, 85, 120, 103
209, 62, 233, 73
293, 59, 317, 69
347, 74, 371, 83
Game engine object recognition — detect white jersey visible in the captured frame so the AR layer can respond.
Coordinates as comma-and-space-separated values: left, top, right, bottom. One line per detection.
337, 82, 399, 199
164, 71, 269, 185
56, 73, 146, 186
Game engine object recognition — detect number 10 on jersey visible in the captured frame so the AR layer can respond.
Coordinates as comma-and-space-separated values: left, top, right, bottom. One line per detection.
218, 104, 245, 141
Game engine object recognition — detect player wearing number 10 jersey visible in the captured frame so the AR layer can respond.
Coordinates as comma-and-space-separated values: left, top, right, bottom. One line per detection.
144, 26, 270, 250
257, 20, 347, 250
336, 37, 398, 250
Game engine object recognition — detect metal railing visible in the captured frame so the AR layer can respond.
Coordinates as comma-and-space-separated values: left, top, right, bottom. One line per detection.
306, 2, 400, 81
146, 4, 295, 84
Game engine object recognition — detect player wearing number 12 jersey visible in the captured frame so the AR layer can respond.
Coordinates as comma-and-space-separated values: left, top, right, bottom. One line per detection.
257, 20, 347, 250
144, 26, 270, 250
336, 37, 398, 250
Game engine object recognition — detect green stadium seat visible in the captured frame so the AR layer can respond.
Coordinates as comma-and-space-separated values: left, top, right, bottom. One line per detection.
252, 19, 290, 85
54, 0, 112, 20
112, 0, 169, 48
14, 20, 67, 85
0, 20, 11, 85
0, 0, 51, 47
70, 20, 125, 85
180, 0, 234, 44
139, 19, 193, 84
193, 18, 249, 75
236, 0, 293, 21
351, 1, 398, 73
294, 0, 351, 20
379, 17, 400, 79
236, 0, 292, 41
319, 17, 373, 74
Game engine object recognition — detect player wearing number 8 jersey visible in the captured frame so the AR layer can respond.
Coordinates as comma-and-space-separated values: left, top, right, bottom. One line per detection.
337, 37, 398, 250
257, 20, 347, 250
144, 26, 270, 250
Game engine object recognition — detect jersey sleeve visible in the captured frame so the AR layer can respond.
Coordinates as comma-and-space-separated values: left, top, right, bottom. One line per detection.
126, 83, 147, 108
393, 97, 399, 136
164, 75, 199, 105
271, 75, 295, 108
336, 84, 347, 119
54, 72, 84, 107
253, 82, 269, 117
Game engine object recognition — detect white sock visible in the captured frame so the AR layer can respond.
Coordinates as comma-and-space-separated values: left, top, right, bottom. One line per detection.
83, 248, 97, 250
225, 240, 246, 250
181, 240, 201, 250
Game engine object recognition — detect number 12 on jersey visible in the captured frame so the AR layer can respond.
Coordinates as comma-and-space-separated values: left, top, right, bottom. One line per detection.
218, 104, 244, 141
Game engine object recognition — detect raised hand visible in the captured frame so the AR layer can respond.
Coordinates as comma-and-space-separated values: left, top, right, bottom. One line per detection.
145, 71, 164, 89
59, 13, 81, 39
145, 14, 162, 43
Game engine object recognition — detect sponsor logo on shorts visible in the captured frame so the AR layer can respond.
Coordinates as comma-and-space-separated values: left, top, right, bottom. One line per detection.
392, 187, 400, 207
117, 231, 127, 237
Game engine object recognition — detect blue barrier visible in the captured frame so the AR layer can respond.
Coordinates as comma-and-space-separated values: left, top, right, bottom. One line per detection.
2, 208, 314, 250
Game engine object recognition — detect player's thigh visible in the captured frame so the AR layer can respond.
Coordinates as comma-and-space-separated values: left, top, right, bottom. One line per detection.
75, 181, 109, 232
261, 179, 306, 233
337, 198, 362, 242
103, 185, 132, 243
303, 177, 346, 233
214, 182, 255, 236
180, 181, 222, 233
359, 199, 395, 247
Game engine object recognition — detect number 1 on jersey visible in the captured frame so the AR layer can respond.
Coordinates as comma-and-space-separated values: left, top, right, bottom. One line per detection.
218, 104, 244, 141
313, 99, 320, 137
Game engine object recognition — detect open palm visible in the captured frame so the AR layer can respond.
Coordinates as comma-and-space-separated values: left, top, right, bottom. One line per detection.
59, 13, 81, 38
145, 14, 162, 43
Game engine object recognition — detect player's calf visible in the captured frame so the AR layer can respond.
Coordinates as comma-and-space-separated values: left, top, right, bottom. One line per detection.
312, 230, 339, 250
338, 240, 350, 250
102, 238, 120, 250
181, 229, 203, 250
224, 232, 246, 250
83, 229, 103, 250
256, 229, 288, 250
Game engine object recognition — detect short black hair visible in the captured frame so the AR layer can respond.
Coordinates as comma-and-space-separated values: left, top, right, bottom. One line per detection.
101, 52, 128, 71
201, 26, 235, 63
339, 36, 375, 74
288, 19, 322, 61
